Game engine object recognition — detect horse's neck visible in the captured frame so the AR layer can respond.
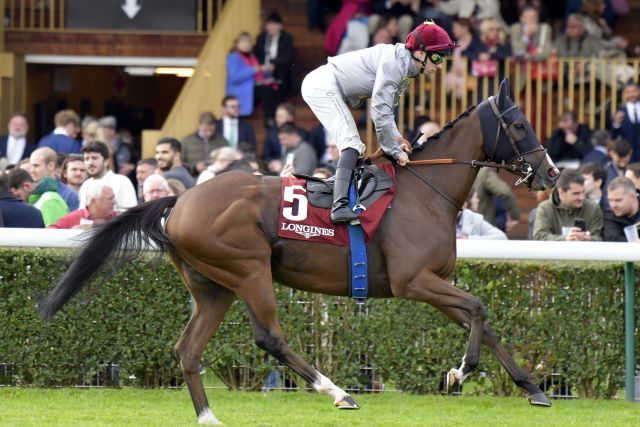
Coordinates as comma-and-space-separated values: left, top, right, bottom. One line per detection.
403, 110, 484, 210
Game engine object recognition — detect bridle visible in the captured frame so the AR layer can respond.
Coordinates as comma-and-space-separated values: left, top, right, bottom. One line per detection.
395, 96, 548, 210
483, 96, 547, 187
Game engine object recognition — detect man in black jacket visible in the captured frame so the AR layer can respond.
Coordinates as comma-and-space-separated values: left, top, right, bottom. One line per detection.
611, 82, 640, 163
216, 96, 256, 154
254, 12, 296, 127
604, 176, 640, 242
546, 111, 591, 168
0, 113, 36, 168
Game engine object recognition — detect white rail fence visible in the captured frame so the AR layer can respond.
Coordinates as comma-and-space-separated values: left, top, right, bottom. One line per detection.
1, 229, 638, 260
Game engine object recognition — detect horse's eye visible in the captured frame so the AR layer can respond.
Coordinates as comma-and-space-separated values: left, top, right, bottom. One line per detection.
514, 123, 525, 131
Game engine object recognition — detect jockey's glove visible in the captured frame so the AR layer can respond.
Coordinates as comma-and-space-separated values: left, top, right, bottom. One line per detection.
396, 151, 409, 166
397, 136, 413, 153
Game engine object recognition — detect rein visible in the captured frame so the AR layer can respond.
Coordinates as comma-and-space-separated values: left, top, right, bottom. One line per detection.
367, 95, 546, 210
402, 164, 462, 210
406, 158, 518, 171
405, 96, 540, 174
402, 158, 524, 211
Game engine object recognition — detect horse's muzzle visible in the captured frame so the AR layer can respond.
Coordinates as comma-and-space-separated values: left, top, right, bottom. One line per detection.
529, 166, 559, 191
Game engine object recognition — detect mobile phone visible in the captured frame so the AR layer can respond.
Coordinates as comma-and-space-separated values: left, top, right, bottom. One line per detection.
574, 218, 586, 232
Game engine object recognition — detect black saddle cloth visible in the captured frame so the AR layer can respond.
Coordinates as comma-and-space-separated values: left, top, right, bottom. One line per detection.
293, 164, 394, 209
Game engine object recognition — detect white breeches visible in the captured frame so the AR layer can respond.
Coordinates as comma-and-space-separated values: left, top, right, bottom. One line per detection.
301, 65, 366, 156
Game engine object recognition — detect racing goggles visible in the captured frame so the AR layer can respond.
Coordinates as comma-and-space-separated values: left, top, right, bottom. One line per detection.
427, 50, 451, 65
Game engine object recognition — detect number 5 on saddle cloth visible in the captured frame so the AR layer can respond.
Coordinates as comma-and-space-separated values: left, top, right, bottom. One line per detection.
278, 163, 396, 301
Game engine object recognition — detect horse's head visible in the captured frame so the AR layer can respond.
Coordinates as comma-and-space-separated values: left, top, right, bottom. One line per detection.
478, 79, 559, 191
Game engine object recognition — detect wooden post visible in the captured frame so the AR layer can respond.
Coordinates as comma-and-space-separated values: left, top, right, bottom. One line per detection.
439, 62, 447, 125
408, 78, 415, 132
535, 62, 542, 139
366, 99, 373, 155
589, 58, 596, 129
0, 0, 4, 51
197, 0, 203, 33
546, 61, 552, 138
59, 0, 65, 29
599, 59, 606, 130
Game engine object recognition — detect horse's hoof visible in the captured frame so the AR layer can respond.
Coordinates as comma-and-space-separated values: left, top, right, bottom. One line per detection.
528, 392, 552, 407
335, 395, 360, 410
445, 368, 461, 394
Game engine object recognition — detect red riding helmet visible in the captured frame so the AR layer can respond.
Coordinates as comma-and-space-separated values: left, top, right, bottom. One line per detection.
405, 20, 459, 53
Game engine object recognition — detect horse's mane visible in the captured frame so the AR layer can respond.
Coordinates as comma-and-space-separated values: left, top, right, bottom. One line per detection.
426, 105, 477, 142
366, 104, 478, 162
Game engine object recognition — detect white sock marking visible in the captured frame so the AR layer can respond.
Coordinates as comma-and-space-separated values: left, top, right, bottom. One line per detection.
198, 407, 221, 425
454, 355, 471, 384
312, 371, 348, 403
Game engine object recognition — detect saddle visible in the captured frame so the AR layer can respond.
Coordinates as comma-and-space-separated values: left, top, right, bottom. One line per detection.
293, 163, 394, 209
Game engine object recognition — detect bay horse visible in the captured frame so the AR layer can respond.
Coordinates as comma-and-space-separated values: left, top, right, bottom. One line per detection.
39, 80, 559, 425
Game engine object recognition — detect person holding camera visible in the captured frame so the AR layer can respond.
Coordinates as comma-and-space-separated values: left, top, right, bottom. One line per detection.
533, 169, 603, 241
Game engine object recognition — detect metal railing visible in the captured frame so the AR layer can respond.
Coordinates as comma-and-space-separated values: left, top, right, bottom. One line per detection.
368, 56, 640, 151
3, 0, 225, 33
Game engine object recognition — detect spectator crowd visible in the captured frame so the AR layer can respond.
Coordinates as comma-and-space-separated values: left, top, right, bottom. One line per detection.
0, 2, 638, 242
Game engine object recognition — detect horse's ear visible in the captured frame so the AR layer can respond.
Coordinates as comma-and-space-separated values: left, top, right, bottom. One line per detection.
497, 78, 510, 107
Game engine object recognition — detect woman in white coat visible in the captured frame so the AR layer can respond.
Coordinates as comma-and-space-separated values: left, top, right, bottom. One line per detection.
457, 189, 507, 240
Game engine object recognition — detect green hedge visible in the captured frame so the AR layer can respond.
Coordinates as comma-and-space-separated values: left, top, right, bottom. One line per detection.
0, 248, 638, 398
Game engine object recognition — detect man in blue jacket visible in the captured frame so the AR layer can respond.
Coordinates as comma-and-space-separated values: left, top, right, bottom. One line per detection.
37, 109, 81, 154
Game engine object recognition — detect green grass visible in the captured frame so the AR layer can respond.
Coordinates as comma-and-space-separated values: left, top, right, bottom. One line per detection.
1, 388, 639, 426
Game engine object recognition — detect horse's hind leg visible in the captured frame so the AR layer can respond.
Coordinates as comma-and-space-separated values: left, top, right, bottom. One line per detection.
171, 257, 237, 425
240, 276, 360, 409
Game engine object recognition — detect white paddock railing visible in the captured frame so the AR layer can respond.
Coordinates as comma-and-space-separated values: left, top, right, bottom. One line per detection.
0, 228, 638, 259
0, 228, 86, 248
0, 229, 638, 400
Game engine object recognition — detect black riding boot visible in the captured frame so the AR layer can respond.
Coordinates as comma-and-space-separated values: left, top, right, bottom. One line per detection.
330, 148, 359, 224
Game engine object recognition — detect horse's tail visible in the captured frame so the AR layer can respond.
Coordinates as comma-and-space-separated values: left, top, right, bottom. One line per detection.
38, 196, 179, 321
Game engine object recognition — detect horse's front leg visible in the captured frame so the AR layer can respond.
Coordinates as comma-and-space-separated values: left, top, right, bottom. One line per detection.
442, 308, 551, 406
401, 267, 551, 406
396, 268, 487, 391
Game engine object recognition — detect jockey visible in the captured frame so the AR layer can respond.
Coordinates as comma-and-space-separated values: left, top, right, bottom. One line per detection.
301, 20, 459, 224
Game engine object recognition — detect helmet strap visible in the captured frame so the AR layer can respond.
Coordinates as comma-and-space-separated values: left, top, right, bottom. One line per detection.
410, 51, 428, 74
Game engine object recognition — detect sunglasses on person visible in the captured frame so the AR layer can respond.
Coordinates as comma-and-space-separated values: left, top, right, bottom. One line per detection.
427, 50, 451, 65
